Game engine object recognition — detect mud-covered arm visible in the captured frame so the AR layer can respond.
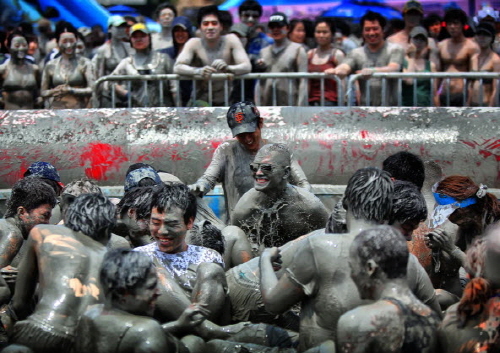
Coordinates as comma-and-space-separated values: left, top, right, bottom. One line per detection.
40, 63, 57, 97
189, 143, 226, 196
408, 254, 442, 317
0, 275, 10, 306
260, 246, 308, 314
289, 158, 311, 191
226, 34, 251, 75
10, 230, 40, 320
174, 39, 203, 76
0, 228, 23, 269
69, 60, 94, 96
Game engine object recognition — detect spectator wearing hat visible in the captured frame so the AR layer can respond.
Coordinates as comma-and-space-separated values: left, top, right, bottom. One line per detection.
469, 22, 500, 106
107, 23, 175, 107
402, 26, 438, 106
151, 3, 177, 50
388, 1, 440, 70
174, 5, 251, 106
92, 16, 131, 107
333, 11, 404, 106
437, 9, 479, 107
423, 14, 443, 42
161, 16, 194, 106
189, 101, 310, 222
256, 12, 308, 106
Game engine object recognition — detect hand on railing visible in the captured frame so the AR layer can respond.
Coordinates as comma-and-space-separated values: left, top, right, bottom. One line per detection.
196, 66, 218, 79
211, 59, 228, 72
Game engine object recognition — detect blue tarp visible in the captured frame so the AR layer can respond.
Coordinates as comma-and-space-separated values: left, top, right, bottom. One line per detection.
38, 0, 109, 29
219, 0, 341, 10
321, 0, 402, 21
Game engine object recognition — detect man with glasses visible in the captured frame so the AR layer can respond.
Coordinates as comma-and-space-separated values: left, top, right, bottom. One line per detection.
189, 101, 310, 223
231, 143, 328, 256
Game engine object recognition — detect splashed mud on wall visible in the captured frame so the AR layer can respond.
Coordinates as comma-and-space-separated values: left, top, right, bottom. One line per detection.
0, 107, 498, 188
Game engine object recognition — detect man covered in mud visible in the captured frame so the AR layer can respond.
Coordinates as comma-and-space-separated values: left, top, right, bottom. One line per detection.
259, 167, 439, 351
189, 101, 310, 222
134, 183, 229, 324
75, 249, 206, 353
337, 226, 440, 353
2, 193, 116, 352
232, 143, 329, 255
173, 5, 251, 106
0, 177, 56, 271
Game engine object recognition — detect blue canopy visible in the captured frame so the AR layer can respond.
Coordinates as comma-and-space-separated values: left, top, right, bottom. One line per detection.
321, 0, 402, 21
219, 0, 340, 10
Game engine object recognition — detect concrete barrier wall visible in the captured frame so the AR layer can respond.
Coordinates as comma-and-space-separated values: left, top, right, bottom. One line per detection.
0, 106, 499, 188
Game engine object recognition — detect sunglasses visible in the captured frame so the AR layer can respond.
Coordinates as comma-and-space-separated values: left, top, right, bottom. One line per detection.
249, 163, 277, 173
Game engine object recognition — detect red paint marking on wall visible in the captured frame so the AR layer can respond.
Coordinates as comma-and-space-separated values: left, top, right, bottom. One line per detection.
360, 130, 369, 139
80, 143, 128, 180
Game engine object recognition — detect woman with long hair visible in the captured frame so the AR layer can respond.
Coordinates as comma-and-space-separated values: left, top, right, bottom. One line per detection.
0, 31, 40, 109
41, 22, 94, 109
426, 175, 500, 303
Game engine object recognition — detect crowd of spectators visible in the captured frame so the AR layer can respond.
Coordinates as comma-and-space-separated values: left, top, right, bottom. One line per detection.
1, 0, 500, 108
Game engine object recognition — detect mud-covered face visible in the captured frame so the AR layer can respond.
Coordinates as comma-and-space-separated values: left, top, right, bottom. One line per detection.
10, 36, 28, 60
75, 39, 85, 55
476, 32, 493, 48
404, 11, 422, 27
411, 35, 427, 51
121, 266, 160, 316
268, 23, 288, 42
235, 127, 262, 152
111, 25, 129, 41
241, 10, 260, 27
251, 151, 288, 193
201, 14, 222, 41
58, 32, 77, 56
18, 203, 53, 237
150, 206, 193, 254
159, 8, 175, 28
446, 20, 463, 38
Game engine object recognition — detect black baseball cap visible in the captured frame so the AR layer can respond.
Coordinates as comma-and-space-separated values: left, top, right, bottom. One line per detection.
268, 12, 288, 27
226, 101, 261, 137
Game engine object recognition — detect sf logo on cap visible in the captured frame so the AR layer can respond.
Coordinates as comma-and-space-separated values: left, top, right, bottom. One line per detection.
234, 112, 245, 123
270, 15, 284, 22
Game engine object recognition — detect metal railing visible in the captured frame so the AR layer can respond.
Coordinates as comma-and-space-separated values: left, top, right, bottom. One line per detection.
93, 72, 344, 108
346, 72, 500, 107
93, 71, 500, 108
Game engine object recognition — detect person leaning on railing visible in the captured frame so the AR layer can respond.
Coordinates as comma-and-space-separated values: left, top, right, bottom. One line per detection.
332, 11, 403, 106
402, 26, 438, 107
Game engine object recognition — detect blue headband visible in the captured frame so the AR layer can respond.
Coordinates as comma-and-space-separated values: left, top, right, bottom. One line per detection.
433, 192, 477, 208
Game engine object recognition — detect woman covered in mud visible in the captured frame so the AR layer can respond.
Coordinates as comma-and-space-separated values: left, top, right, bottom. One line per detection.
0, 31, 40, 110
425, 175, 500, 306
41, 22, 94, 109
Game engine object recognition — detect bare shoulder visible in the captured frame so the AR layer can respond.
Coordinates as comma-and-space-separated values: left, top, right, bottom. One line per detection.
338, 301, 403, 350
225, 33, 242, 45
124, 318, 170, 352
185, 37, 202, 49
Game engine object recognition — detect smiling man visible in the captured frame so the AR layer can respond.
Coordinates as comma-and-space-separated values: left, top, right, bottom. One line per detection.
174, 5, 251, 106
333, 11, 404, 106
135, 183, 228, 324
189, 101, 310, 222
231, 143, 328, 255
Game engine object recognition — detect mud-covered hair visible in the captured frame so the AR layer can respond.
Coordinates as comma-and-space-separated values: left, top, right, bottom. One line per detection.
343, 167, 393, 223
117, 186, 156, 220
100, 249, 155, 300
189, 220, 225, 255
352, 225, 409, 279
64, 193, 116, 240
256, 143, 291, 166
150, 183, 197, 225
389, 180, 427, 225
54, 21, 78, 42
444, 8, 467, 25
382, 151, 425, 190
436, 175, 500, 226
5, 176, 57, 218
